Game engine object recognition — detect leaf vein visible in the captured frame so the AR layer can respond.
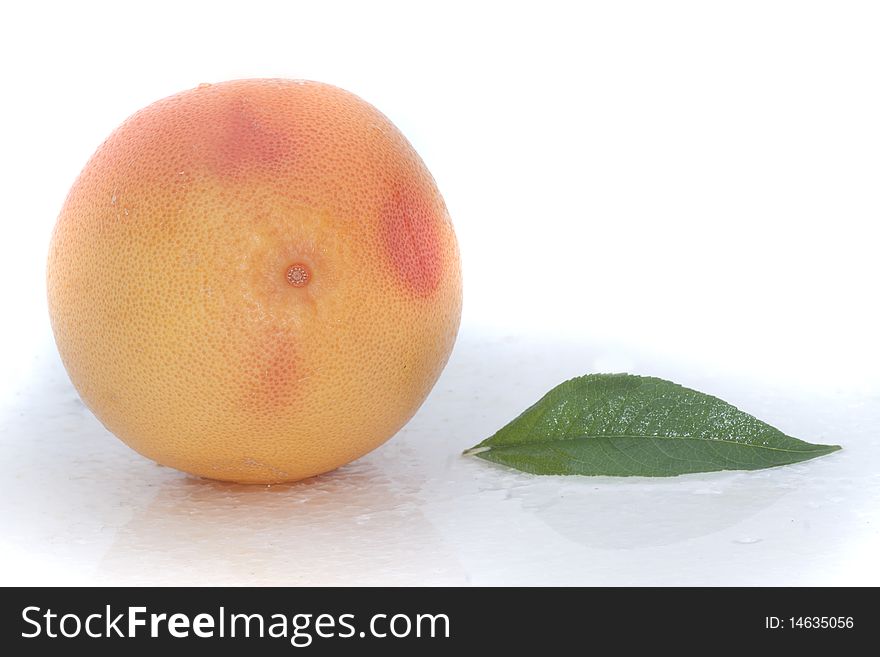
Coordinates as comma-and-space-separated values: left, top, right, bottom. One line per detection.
489, 434, 831, 454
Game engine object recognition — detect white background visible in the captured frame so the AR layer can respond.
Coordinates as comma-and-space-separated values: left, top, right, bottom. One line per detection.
1, 1, 878, 585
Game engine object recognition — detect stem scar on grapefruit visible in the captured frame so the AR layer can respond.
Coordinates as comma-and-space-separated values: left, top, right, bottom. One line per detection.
47, 79, 462, 484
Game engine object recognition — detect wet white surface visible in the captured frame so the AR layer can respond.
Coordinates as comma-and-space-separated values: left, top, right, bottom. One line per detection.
1, 327, 877, 586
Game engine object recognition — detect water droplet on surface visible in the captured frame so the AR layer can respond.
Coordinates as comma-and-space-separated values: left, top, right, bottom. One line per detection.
285, 264, 311, 288
733, 537, 763, 544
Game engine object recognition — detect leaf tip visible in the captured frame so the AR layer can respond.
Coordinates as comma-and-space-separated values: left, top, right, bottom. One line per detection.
803, 442, 842, 459
462, 445, 492, 457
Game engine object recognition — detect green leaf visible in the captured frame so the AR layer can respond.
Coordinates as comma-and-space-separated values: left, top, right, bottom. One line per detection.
464, 374, 841, 477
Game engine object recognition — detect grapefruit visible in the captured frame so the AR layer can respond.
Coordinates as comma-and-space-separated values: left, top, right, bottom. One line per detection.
47, 79, 462, 483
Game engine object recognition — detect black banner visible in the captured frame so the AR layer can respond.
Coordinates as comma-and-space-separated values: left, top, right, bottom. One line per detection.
0, 587, 872, 653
